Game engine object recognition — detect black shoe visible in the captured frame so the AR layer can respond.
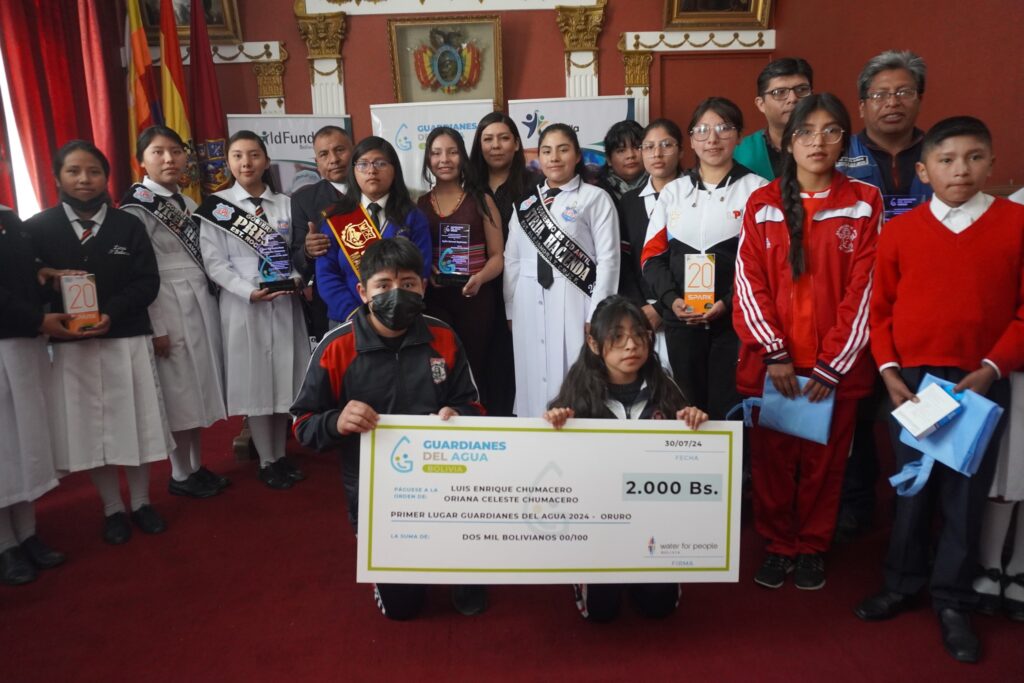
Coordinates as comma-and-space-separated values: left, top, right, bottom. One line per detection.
754, 553, 794, 589
0, 546, 36, 585
974, 566, 1003, 615
794, 553, 826, 590
834, 508, 870, 543
276, 456, 306, 482
103, 512, 132, 545
168, 472, 220, 499
854, 590, 914, 621
1005, 572, 1024, 622
195, 466, 230, 490
451, 585, 488, 616
130, 505, 166, 535
20, 535, 65, 570
938, 608, 979, 663
260, 461, 293, 490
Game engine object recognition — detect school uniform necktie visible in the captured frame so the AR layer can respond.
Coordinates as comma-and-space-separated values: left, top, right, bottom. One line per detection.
171, 194, 186, 212
367, 202, 383, 231
536, 188, 561, 289
79, 219, 95, 245
249, 196, 265, 218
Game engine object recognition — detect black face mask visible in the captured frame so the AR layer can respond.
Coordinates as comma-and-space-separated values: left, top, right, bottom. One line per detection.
370, 288, 425, 331
59, 190, 109, 213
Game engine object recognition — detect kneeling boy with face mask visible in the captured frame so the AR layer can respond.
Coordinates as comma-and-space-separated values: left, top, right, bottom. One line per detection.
291, 236, 486, 620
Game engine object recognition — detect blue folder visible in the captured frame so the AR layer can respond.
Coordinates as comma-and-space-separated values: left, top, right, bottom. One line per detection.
727, 375, 835, 445
889, 374, 1005, 497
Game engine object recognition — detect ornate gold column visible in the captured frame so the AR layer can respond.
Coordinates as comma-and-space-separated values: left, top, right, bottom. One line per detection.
618, 36, 652, 125
252, 46, 289, 114
554, 0, 606, 98
295, 0, 348, 115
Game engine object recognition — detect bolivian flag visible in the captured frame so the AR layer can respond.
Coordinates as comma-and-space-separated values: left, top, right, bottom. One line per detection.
159, 0, 200, 202
126, 0, 162, 182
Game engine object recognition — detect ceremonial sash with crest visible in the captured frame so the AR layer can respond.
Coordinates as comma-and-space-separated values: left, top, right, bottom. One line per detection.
323, 204, 382, 279
194, 195, 293, 284
515, 190, 597, 296
121, 183, 205, 270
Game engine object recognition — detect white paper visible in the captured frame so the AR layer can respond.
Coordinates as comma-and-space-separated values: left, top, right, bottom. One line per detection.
892, 383, 961, 439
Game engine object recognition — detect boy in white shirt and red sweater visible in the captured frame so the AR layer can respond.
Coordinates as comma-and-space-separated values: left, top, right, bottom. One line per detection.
857, 117, 1024, 663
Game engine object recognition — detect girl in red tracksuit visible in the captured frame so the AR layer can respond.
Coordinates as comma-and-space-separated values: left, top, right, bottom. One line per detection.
732, 94, 882, 591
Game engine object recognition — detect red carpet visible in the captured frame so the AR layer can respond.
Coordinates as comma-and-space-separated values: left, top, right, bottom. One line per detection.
2, 417, 1022, 682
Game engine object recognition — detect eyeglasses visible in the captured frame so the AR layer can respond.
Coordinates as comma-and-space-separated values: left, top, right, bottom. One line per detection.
640, 140, 679, 154
865, 88, 919, 103
354, 159, 392, 172
609, 330, 651, 349
762, 84, 812, 101
689, 123, 738, 142
792, 127, 845, 146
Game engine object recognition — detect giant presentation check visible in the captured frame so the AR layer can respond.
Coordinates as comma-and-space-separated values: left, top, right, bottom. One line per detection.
357, 416, 742, 584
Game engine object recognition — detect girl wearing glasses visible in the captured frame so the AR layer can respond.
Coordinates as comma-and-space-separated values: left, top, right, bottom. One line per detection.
317, 136, 431, 327
641, 100, 767, 420
733, 94, 882, 591
544, 295, 707, 621
199, 131, 310, 490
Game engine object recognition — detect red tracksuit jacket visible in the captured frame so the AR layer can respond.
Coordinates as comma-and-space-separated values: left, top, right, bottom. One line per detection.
732, 171, 882, 399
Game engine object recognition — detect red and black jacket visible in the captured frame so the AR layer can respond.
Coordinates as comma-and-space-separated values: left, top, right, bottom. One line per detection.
291, 306, 484, 453
732, 171, 882, 399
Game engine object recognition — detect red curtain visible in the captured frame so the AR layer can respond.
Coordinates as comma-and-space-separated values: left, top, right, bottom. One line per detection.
0, 0, 127, 210
79, 0, 131, 201
0, 93, 15, 210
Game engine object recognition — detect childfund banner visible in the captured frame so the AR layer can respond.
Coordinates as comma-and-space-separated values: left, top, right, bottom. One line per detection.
226, 114, 352, 196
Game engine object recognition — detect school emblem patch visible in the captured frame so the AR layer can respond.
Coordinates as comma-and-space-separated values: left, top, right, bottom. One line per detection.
519, 195, 537, 212
561, 205, 579, 222
132, 186, 154, 203
212, 203, 235, 222
836, 225, 857, 253
430, 358, 447, 384
341, 219, 377, 250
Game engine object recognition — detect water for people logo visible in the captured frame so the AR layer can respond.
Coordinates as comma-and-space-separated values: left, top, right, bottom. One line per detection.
390, 435, 414, 473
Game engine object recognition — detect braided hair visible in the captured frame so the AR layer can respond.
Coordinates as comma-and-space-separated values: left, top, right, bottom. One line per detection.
778, 93, 851, 278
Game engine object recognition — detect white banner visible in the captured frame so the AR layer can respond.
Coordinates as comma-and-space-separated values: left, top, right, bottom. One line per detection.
507, 96, 636, 173
226, 115, 351, 196
357, 415, 742, 584
370, 100, 494, 195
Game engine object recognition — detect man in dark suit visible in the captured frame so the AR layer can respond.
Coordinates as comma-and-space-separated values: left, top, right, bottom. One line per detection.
290, 125, 353, 340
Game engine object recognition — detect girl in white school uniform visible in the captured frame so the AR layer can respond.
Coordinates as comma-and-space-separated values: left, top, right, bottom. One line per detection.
27, 141, 173, 545
503, 123, 620, 417
198, 130, 310, 490
973, 188, 1024, 621
120, 126, 228, 499
0, 206, 71, 584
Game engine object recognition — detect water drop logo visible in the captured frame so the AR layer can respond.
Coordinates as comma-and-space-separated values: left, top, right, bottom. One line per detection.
390, 435, 414, 473
395, 123, 412, 152
648, 536, 656, 556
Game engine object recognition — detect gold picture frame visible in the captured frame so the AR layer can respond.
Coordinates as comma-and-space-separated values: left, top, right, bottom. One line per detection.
387, 15, 503, 108
141, 0, 243, 45
664, 0, 773, 30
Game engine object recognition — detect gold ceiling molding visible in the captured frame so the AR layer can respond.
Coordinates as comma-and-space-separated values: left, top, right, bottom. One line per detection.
629, 31, 768, 51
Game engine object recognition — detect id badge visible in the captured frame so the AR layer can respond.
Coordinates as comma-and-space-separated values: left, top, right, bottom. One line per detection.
884, 194, 926, 222
684, 254, 715, 313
